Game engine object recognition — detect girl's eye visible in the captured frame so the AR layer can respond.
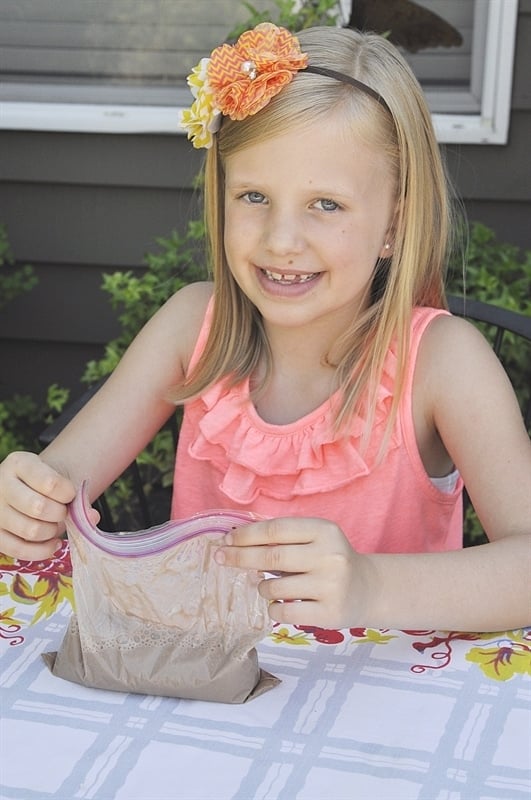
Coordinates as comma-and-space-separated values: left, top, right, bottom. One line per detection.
243, 191, 266, 204
315, 198, 340, 212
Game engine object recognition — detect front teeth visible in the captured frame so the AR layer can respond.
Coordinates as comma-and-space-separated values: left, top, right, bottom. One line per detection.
263, 269, 317, 284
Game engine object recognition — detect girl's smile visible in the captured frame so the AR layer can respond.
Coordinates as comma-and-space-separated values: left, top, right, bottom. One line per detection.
223, 112, 396, 342
261, 268, 320, 285
256, 266, 323, 296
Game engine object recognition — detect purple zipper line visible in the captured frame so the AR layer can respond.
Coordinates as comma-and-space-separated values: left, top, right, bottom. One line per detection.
68, 481, 253, 558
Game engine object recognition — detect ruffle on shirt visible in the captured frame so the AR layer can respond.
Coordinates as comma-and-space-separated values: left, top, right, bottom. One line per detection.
187, 347, 401, 504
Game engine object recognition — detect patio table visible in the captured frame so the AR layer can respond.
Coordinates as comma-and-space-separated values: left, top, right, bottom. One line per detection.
1, 541, 530, 800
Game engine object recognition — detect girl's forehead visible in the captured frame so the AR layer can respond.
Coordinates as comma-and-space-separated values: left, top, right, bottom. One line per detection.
224, 117, 393, 185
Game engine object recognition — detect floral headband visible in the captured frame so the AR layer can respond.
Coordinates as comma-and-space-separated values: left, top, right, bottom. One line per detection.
180, 22, 390, 149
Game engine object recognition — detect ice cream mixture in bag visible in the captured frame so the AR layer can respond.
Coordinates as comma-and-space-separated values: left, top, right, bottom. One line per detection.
43, 483, 279, 703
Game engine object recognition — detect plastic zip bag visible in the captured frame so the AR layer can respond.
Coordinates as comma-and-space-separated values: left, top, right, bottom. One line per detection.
43, 483, 279, 703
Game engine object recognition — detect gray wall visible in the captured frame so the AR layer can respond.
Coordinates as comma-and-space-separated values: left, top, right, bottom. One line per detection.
0, 133, 203, 401
0, 1, 530, 404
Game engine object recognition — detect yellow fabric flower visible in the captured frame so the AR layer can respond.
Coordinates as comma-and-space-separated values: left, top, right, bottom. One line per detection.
179, 57, 221, 149
180, 94, 220, 150
187, 58, 210, 99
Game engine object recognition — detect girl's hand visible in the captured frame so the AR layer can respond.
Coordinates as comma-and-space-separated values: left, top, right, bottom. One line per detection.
215, 517, 374, 628
0, 451, 76, 560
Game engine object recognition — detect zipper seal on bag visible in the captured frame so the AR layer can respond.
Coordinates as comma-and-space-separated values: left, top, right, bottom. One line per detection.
67, 481, 259, 558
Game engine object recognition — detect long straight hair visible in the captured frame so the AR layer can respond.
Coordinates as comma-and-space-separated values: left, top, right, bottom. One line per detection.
173, 26, 459, 447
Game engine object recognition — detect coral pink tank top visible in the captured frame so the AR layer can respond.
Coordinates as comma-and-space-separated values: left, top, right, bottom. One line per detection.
171, 302, 463, 554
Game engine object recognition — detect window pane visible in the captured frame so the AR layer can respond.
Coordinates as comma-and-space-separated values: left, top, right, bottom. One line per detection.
345, 0, 483, 113
0, 0, 517, 143
0, 0, 478, 103
397, 0, 474, 86
0, 0, 258, 104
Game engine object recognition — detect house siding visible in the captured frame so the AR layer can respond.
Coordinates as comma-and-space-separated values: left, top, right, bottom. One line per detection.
0, 131, 203, 400
0, 1, 530, 403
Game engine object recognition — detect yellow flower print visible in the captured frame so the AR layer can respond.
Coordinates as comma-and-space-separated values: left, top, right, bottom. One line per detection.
270, 626, 312, 645
466, 630, 531, 681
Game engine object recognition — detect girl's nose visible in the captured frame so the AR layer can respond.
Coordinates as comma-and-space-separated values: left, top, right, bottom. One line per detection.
262, 207, 305, 256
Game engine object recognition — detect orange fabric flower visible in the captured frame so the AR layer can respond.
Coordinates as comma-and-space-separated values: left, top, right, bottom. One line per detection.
208, 23, 308, 121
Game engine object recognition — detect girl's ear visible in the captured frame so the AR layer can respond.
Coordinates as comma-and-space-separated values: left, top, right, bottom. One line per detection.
380, 212, 399, 258
380, 202, 400, 259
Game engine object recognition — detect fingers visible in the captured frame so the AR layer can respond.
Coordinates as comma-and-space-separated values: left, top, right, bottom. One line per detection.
259, 573, 357, 630
226, 517, 319, 547
0, 452, 75, 559
215, 517, 360, 629
215, 517, 335, 572
0, 526, 63, 561
264, 598, 323, 627
6, 451, 76, 506
216, 541, 311, 574
256, 576, 344, 628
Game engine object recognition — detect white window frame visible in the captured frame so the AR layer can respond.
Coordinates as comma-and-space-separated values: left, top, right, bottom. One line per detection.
430, 0, 518, 144
0, 0, 518, 144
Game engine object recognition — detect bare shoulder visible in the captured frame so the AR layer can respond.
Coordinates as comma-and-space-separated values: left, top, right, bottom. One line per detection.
416, 312, 510, 397
420, 311, 494, 360
140, 281, 213, 372
159, 280, 213, 329
164, 280, 213, 317
108, 280, 213, 398
416, 310, 526, 418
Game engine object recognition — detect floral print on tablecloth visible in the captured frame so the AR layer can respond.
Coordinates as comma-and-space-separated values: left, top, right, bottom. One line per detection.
1, 544, 529, 682
0, 541, 73, 645
268, 624, 531, 682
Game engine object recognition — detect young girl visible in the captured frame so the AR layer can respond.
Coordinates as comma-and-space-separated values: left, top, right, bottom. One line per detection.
0, 25, 529, 632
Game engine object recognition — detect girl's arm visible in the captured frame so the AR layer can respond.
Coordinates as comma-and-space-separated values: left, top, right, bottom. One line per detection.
216, 316, 531, 632
0, 281, 212, 560
215, 520, 530, 631
421, 314, 530, 546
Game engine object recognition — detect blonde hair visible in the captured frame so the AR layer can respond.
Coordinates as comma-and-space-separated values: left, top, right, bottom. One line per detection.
174, 26, 458, 443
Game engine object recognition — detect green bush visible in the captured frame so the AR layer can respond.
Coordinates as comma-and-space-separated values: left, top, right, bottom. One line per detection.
0, 225, 68, 461
447, 221, 530, 422
448, 222, 531, 313
83, 221, 207, 384
228, 0, 339, 38
0, 223, 38, 311
0, 226, 71, 459
0, 385, 70, 462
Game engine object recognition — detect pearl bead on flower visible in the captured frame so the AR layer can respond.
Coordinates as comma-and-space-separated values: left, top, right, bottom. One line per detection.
241, 60, 258, 79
